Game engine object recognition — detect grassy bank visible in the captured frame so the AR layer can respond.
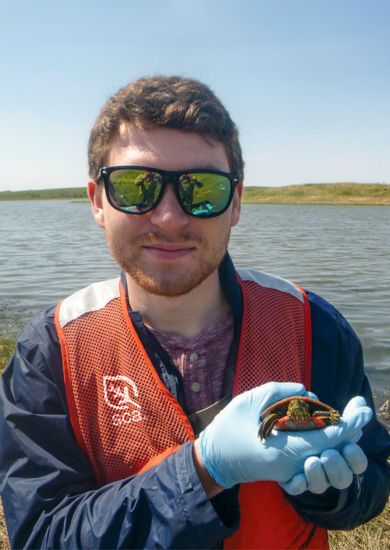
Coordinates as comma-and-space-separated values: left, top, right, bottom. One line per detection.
0, 187, 87, 201
0, 508, 384, 550
0, 337, 14, 372
0, 336, 389, 548
243, 182, 390, 205
1, 183, 389, 205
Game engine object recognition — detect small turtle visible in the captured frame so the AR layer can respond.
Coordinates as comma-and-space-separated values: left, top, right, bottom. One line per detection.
259, 396, 340, 442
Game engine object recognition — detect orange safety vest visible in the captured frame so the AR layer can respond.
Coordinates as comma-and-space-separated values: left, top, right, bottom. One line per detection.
55, 269, 328, 549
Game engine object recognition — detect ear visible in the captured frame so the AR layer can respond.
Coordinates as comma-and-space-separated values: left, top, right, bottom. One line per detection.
88, 181, 105, 228
230, 180, 243, 227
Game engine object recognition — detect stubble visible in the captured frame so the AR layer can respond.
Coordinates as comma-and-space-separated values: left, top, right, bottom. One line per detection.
106, 229, 230, 297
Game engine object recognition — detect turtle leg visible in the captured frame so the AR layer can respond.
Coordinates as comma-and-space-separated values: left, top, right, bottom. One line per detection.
259, 413, 280, 442
313, 410, 340, 424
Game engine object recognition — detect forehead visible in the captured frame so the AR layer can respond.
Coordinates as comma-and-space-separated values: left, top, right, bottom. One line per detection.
107, 123, 230, 172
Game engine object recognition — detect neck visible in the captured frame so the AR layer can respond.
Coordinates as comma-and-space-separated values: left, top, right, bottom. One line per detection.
125, 271, 231, 340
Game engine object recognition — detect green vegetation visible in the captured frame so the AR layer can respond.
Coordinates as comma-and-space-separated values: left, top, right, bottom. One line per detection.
1, 183, 389, 205
0, 336, 14, 373
0, 187, 87, 201
242, 183, 390, 206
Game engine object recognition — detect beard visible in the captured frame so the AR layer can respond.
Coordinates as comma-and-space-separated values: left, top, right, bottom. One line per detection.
106, 229, 230, 297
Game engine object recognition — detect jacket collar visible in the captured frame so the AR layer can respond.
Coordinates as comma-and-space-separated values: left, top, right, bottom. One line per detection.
218, 252, 243, 337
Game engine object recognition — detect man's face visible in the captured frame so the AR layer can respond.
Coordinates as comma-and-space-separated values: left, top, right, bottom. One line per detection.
89, 124, 242, 297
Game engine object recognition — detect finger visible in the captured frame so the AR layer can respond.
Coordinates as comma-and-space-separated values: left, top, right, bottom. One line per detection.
321, 449, 353, 490
346, 428, 363, 444
306, 391, 319, 400
342, 398, 373, 431
342, 396, 367, 416
304, 456, 330, 494
321, 401, 371, 445
341, 443, 368, 475
344, 408, 372, 437
326, 422, 363, 444
280, 473, 308, 496
249, 382, 307, 418
255, 382, 307, 403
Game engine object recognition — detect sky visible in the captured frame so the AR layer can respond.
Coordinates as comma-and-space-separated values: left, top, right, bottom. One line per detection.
0, 0, 389, 191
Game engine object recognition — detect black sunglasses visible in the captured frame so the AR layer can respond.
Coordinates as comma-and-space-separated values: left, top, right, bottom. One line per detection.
99, 165, 239, 218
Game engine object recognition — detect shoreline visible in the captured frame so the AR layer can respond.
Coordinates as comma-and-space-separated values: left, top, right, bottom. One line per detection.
0, 183, 389, 206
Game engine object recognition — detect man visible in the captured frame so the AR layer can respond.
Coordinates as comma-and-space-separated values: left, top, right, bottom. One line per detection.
0, 76, 389, 549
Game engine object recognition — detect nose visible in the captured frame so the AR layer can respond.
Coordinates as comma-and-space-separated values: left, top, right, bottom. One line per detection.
149, 183, 189, 231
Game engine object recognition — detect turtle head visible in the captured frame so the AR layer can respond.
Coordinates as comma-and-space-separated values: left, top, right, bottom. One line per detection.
287, 399, 310, 421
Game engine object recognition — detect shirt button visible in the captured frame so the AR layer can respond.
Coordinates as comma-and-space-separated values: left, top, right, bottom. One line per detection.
189, 353, 199, 363
191, 382, 201, 393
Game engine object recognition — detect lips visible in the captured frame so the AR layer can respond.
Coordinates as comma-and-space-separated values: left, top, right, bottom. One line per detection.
141, 243, 196, 259
144, 243, 194, 251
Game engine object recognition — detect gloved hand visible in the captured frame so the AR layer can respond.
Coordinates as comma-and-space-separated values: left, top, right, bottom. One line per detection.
280, 443, 368, 495
280, 397, 371, 495
199, 386, 372, 489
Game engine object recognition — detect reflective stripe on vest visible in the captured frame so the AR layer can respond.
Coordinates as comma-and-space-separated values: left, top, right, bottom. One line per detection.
55, 271, 328, 549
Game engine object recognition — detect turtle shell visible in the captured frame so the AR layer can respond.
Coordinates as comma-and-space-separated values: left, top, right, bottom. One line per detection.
258, 396, 340, 441
260, 396, 337, 421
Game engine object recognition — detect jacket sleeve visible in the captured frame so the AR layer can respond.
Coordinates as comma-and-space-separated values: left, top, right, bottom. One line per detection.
287, 291, 390, 529
0, 309, 239, 549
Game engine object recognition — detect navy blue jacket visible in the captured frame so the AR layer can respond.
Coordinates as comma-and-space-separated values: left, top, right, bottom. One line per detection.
1, 255, 389, 549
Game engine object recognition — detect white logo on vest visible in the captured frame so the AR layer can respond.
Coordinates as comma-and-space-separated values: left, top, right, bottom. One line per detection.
103, 376, 144, 426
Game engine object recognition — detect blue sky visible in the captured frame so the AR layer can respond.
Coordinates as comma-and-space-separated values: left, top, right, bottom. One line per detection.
0, 0, 389, 190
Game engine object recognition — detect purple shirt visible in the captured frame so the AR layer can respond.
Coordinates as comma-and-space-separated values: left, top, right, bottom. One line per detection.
149, 314, 234, 414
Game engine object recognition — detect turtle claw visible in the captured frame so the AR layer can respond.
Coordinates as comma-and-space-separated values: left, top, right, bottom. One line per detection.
313, 410, 341, 424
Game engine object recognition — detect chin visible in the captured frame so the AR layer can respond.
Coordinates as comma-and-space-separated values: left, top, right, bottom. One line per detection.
126, 265, 217, 297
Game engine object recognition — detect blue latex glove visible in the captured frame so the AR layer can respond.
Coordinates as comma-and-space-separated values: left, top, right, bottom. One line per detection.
199, 385, 372, 489
280, 397, 371, 495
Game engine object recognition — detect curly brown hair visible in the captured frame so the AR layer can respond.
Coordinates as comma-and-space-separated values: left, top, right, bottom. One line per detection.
88, 75, 244, 182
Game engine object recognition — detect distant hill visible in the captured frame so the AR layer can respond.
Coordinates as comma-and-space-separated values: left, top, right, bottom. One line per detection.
0, 183, 389, 205
0, 187, 88, 201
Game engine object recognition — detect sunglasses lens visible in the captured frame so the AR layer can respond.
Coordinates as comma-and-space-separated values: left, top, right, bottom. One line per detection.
178, 173, 232, 216
107, 169, 162, 213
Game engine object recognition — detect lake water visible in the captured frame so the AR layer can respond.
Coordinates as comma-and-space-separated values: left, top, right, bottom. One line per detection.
0, 200, 389, 403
